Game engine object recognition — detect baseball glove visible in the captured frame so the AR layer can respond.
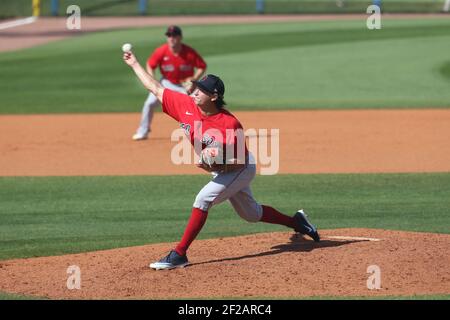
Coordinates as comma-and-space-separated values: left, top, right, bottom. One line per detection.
197, 147, 225, 172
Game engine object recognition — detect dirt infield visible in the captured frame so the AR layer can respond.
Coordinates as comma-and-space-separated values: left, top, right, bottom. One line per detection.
1, 109, 450, 176
0, 229, 449, 299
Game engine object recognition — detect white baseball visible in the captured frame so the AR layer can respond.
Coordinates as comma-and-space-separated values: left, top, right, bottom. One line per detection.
122, 43, 132, 53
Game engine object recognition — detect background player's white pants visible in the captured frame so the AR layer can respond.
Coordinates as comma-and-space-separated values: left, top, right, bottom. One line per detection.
193, 154, 263, 223
136, 79, 187, 136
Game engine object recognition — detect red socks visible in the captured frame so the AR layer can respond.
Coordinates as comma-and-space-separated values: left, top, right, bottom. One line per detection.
175, 208, 208, 256
175, 206, 294, 256
260, 205, 296, 229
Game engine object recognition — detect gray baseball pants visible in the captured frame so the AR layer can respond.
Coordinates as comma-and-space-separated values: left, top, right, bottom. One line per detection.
193, 154, 263, 222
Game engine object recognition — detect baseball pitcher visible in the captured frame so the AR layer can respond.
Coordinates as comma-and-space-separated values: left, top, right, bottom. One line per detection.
123, 51, 320, 270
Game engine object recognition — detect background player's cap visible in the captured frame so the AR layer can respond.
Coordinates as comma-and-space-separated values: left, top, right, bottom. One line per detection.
193, 74, 225, 97
165, 25, 182, 37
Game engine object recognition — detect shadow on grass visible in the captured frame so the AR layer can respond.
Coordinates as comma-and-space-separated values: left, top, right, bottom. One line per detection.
189, 234, 366, 267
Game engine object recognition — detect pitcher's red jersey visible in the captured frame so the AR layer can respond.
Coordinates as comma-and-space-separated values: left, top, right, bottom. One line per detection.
162, 89, 248, 160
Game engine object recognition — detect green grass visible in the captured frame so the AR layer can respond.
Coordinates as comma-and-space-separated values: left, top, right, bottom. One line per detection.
0, 172, 449, 261
0, 291, 45, 300
200, 294, 450, 300
307, 295, 450, 300
1, 18, 450, 114
0, 290, 448, 300
0, 291, 448, 300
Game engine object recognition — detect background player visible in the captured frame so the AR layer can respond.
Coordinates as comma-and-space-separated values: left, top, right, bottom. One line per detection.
123, 50, 320, 270
132, 25, 207, 141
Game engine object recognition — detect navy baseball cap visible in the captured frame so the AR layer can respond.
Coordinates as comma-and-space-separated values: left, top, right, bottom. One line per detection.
193, 74, 225, 97
165, 25, 182, 37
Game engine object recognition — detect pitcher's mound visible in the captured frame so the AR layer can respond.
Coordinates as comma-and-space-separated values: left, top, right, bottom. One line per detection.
0, 228, 449, 299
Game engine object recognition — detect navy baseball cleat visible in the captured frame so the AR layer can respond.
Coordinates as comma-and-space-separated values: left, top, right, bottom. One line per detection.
150, 250, 189, 270
294, 209, 320, 242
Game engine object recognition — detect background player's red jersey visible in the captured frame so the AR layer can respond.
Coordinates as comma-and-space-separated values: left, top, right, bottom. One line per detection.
148, 44, 207, 84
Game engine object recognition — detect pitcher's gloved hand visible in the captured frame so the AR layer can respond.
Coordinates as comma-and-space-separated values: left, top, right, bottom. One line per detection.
196, 147, 225, 172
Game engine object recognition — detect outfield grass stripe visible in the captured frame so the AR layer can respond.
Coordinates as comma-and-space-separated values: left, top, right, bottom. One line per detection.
190, 24, 450, 57
1, 19, 450, 113
0, 173, 449, 260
